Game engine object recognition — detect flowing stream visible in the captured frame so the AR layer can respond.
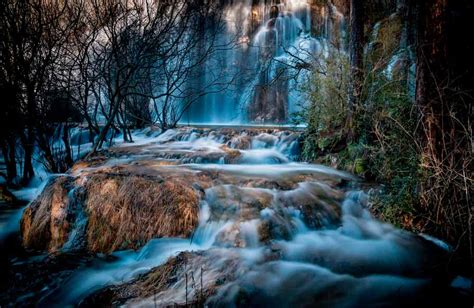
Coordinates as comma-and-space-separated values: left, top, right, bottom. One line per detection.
0, 2, 471, 307
21, 127, 461, 307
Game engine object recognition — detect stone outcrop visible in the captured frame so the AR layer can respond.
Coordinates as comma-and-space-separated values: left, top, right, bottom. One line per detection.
21, 172, 200, 253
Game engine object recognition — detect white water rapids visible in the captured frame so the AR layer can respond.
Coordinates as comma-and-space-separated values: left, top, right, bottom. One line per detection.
27, 127, 457, 307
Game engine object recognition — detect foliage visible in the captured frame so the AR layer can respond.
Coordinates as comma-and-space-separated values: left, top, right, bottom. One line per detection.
294, 50, 349, 161
299, 4, 473, 273
297, 37, 421, 231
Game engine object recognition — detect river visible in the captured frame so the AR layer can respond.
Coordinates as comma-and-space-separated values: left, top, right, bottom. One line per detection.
1, 127, 469, 307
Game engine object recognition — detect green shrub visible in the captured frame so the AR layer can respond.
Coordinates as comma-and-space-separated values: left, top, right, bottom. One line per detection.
296, 38, 421, 227
293, 50, 349, 162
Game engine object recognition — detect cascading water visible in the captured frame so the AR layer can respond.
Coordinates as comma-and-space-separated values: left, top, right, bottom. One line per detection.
183, 0, 345, 124
19, 127, 463, 307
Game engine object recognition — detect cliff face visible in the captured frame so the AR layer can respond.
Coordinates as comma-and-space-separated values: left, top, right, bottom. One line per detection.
183, 0, 401, 124
245, 1, 347, 124
244, 0, 403, 124
310, 0, 348, 39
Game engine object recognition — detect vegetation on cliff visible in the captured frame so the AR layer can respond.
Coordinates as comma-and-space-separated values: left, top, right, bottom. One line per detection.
298, 0, 473, 275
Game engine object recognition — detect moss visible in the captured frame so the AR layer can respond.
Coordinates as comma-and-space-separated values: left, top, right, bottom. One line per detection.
366, 14, 403, 72
353, 158, 365, 175
369, 174, 421, 232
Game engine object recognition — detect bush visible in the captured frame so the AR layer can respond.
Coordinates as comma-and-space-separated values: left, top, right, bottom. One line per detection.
296, 39, 421, 231
293, 50, 349, 161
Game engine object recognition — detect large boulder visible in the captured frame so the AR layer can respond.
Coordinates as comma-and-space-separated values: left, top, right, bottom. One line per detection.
83, 174, 199, 253
21, 173, 200, 253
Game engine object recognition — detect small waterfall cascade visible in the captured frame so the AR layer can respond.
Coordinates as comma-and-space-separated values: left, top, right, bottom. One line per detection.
4, 127, 462, 306
183, 0, 346, 125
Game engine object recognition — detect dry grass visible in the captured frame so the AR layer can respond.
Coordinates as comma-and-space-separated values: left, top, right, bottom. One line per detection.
84, 174, 199, 253
82, 252, 195, 306
69, 155, 109, 174
21, 171, 200, 254
417, 109, 473, 272
21, 176, 73, 252
83, 250, 240, 306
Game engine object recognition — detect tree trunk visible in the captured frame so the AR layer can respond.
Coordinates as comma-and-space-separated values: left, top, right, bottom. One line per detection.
22, 87, 37, 183
37, 132, 57, 173
21, 130, 35, 184
416, 0, 449, 160
1, 137, 18, 186
89, 98, 121, 156
62, 123, 73, 169
346, 0, 364, 141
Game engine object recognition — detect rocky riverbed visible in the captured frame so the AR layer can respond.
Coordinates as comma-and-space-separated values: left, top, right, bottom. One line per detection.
0, 127, 470, 307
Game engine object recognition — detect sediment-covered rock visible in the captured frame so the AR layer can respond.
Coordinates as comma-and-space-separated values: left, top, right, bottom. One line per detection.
19, 127, 307, 254
21, 172, 200, 253
21, 176, 75, 252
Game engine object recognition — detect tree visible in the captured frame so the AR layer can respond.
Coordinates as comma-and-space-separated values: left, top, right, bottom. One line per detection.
346, 0, 364, 140
416, 0, 473, 272
149, 1, 232, 130
0, 0, 83, 179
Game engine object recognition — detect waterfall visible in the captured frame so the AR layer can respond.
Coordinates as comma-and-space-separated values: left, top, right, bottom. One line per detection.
183, 0, 346, 125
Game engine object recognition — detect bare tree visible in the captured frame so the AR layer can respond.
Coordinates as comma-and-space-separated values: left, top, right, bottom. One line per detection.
0, 0, 241, 178
0, 0, 84, 178
149, 1, 234, 130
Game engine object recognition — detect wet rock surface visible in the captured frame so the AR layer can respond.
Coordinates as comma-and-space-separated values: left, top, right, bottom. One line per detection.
18, 127, 330, 255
